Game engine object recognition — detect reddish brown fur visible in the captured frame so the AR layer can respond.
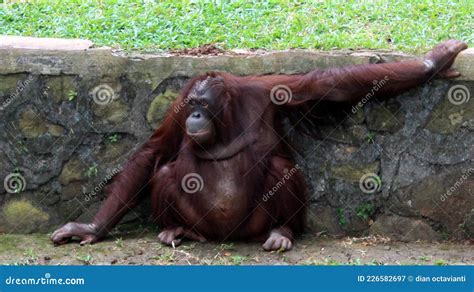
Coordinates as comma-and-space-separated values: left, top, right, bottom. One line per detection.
51, 40, 467, 249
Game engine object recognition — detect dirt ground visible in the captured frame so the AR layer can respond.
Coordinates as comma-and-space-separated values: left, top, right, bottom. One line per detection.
0, 231, 472, 266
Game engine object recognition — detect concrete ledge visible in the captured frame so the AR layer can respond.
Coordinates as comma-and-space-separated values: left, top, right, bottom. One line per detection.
0, 37, 472, 81
0, 36, 93, 51
453, 47, 474, 81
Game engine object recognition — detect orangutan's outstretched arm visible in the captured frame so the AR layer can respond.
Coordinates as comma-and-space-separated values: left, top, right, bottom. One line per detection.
262, 40, 467, 105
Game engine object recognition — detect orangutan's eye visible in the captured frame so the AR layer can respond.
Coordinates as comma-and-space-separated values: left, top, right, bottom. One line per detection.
188, 99, 197, 107
201, 100, 209, 108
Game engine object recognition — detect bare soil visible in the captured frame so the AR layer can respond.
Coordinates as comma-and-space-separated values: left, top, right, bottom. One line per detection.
0, 231, 472, 266
170, 43, 225, 56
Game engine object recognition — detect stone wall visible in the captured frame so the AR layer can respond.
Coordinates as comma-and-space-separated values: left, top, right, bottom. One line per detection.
0, 38, 473, 241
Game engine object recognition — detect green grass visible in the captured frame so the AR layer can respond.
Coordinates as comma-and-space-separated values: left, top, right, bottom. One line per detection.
0, 0, 472, 53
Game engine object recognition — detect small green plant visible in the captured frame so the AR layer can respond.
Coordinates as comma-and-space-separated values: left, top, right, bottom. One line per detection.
107, 134, 119, 144
25, 248, 38, 263
218, 243, 235, 251
418, 256, 430, 262
153, 250, 174, 263
349, 258, 362, 265
434, 259, 448, 266
366, 132, 376, 144
440, 230, 450, 241
230, 255, 247, 265
356, 203, 375, 220
14, 141, 29, 154
85, 164, 98, 178
115, 237, 124, 248
336, 208, 347, 226
325, 258, 342, 266
76, 254, 93, 265
67, 90, 77, 101
179, 243, 196, 251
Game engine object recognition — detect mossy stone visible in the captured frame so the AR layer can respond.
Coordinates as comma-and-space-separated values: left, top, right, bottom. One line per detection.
2, 200, 49, 234
366, 100, 404, 133
330, 161, 380, 183
45, 75, 77, 103
350, 108, 365, 124
18, 108, 48, 138
46, 124, 65, 136
93, 99, 130, 123
18, 108, 65, 138
58, 158, 86, 185
307, 205, 344, 236
146, 90, 178, 129
426, 90, 474, 134
370, 214, 440, 241
0, 74, 28, 95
